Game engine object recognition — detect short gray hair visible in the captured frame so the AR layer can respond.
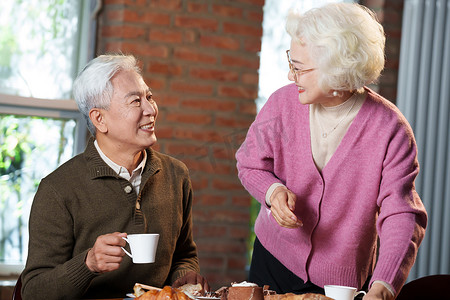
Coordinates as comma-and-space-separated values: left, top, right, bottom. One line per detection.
286, 3, 385, 93
73, 54, 142, 136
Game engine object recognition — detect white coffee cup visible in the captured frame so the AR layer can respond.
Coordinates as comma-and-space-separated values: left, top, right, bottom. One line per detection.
324, 285, 366, 300
121, 233, 159, 263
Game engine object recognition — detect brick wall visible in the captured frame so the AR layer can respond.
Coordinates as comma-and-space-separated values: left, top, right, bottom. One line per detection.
361, 0, 404, 103
96, 0, 264, 290
95, 0, 404, 291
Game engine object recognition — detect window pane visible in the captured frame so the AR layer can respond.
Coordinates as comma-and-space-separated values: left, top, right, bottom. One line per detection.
0, 0, 80, 99
0, 114, 77, 264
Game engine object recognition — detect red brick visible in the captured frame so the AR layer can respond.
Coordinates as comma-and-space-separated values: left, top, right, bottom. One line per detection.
181, 98, 237, 112
166, 142, 208, 157
239, 102, 257, 115
230, 226, 250, 239
218, 85, 258, 100
232, 195, 252, 207
244, 37, 262, 52
213, 178, 245, 191
103, 0, 126, 4
188, 3, 209, 13
212, 5, 243, 18
174, 47, 217, 64
246, 10, 264, 23
149, 28, 183, 43
222, 54, 260, 69
144, 76, 166, 90
154, 126, 173, 139
147, 61, 183, 76
211, 146, 233, 160
198, 256, 225, 269
195, 240, 247, 254
104, 9, 123, 21
101, 25, 146, 39
183, 30, 197, 44
97, 0, 266, 291
227, 257, 247, 270
189, 68, 239, 82
379, 70, 397, 84
170, 81, 214, 95
175, 16, 219, 31
122, 10, 171, 26
166, 111, 212, 125
150, 0, 182, 10
151, 142, 161, 152
235, 0, 265, 6
216, 116, 254, 129
223, 22, 263, 37
190, 175, 209, 190
155, 94, 180, 106
361, 0, 385, 9
241, 73, 259, 85
185, 159, 233, 176
200, 35, 241, 50
383, 10, 401, 24
110, 42, 169, 57
104, 41, 123, 53
196, 194, 228, 206
172, 127, 224, 143
134, 0, 146, 5
104, 0, 146, 4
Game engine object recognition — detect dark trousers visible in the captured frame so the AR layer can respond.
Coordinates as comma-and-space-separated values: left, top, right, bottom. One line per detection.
249, 237, 325, 295
249, 237, 370, 299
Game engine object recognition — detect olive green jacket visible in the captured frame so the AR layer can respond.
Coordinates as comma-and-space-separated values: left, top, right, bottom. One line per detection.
22, 138, 199, 299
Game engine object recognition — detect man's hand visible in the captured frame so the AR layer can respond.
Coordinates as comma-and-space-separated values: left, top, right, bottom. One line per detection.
270, 186, 302, 228
363, 282, 395, 300
85, 232, 127, 273
172, 271, 210, 292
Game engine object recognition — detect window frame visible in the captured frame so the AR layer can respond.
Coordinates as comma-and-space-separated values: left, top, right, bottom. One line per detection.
0, 94, 87, 154
0, 0, 98, 275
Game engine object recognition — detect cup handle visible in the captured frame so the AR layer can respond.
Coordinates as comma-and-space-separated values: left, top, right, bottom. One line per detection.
355, 291, 366, 297
121, 237, 132, 258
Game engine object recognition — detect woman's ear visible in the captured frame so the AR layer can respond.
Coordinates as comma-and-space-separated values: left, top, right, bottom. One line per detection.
89, 108, 108, 134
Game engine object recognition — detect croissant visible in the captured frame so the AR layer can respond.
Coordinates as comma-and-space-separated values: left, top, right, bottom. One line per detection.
136, 285, 192, 300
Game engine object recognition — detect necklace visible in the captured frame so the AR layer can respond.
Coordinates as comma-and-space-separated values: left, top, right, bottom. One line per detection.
318, 95, 357, 138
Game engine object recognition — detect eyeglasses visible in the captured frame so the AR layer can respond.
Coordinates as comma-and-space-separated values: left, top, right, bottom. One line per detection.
286, 50, 315, 81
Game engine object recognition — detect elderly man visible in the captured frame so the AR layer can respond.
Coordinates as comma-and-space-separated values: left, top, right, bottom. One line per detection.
22, 54, 208, 299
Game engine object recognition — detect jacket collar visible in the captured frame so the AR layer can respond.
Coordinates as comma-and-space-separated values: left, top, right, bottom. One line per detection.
83, 137, 162, 180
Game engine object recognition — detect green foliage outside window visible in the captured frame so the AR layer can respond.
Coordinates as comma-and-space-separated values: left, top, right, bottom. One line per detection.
0, 0, 81, 265
0, 115, 76, 263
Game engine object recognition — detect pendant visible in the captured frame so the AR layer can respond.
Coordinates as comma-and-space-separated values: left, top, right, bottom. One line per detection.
322, 132, 328, 138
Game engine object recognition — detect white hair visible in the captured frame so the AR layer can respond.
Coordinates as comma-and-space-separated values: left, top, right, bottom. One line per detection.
72, 54, 141, 136
286, 3, 385, 93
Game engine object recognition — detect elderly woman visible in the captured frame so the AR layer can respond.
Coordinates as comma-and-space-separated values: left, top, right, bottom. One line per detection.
236, 3, 427, 300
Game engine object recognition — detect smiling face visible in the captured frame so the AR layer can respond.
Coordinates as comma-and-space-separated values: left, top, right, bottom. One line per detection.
94, 69, 158, 156
288, 41, 346, 107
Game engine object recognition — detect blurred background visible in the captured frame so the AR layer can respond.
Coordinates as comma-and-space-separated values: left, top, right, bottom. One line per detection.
0, 0, 448, 298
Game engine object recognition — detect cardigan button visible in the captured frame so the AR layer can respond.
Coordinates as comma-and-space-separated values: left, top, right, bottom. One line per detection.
124, 186, 133, 194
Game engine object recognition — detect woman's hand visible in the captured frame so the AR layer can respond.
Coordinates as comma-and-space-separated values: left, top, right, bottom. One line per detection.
363, 282, 395, 300
270, 186, 302, 228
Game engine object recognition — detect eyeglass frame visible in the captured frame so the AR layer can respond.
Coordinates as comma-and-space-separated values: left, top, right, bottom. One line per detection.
286, 50, 315, 81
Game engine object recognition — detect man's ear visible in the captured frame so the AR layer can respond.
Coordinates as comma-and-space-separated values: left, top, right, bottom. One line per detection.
89, 108, 108, 133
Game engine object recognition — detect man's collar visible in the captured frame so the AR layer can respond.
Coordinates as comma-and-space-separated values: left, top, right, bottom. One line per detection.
94, 140, 146, 177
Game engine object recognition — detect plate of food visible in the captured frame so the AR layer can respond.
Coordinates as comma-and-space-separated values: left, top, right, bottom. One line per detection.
131, 283, 206, 299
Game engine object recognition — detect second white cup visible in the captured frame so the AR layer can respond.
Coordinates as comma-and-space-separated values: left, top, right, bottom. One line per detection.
324, 285, 366, 300
121, 233, 159, 264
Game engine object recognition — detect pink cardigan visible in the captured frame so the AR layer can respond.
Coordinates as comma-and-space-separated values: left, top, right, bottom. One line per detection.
236, 84, 427, 295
